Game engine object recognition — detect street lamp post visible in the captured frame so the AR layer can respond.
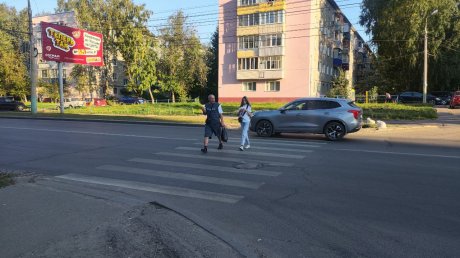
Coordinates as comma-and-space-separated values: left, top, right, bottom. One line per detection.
28, 0, 38, 114
423, 9, 438, 104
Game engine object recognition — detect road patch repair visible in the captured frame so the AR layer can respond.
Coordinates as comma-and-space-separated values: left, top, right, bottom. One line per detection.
0, 173, 241, 257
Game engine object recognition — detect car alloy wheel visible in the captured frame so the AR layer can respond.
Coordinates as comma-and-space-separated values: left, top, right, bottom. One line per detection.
325, 122, 346, 141
16, 105, 24, 111
256, 120, 274, 137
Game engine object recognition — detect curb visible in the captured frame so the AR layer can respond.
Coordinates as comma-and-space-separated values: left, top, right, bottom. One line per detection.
0, 115, 204, 128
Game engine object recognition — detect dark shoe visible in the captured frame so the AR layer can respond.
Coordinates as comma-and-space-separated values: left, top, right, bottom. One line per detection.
218, 143, 223, 150
201, 146, 208, 153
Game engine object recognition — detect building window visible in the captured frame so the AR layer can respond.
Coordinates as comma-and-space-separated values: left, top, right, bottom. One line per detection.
238, 13, 259, 27
238, 57, 258, 70
238, 35, 259, 50
240, 0, 257, 6
242, 82, 257, 92
123, 79, 128, 86
260, 56, 282, 70
112, 59, 117, 66
260, 34, 282, 47
41, 70, 48, 78
265, 81, 280, 92
260, 10, 284, 25
113, 73, 118, 80
113, 88, 118, 95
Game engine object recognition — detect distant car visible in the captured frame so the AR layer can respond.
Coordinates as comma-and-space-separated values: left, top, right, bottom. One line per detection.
0, 97, 26, 111
397, 92, 441, 105
250, 98, 363, 141
430, 91, 452, 105
93, 98, 107, 107
57, 98, 86, 109
449, 91, 460, 109
118, 96, 146, 105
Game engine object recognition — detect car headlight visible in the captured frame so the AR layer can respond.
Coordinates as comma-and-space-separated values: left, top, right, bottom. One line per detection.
435, 98, 441, 101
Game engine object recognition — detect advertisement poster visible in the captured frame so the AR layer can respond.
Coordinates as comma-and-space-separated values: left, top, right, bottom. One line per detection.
41, 22, 103, 66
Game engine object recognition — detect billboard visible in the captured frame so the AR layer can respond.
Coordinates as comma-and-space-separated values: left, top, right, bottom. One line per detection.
41, 22, 103, 66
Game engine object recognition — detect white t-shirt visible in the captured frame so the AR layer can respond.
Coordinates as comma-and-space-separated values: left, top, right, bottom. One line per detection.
239, 105, 252, 122
217, 105, 223, 114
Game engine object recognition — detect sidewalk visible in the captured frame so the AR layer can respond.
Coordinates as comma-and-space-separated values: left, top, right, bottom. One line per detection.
0, 174, 240, 257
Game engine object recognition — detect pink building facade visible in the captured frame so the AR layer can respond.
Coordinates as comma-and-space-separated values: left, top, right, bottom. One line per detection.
219, 0, 313, 103
218, 0, 371, 103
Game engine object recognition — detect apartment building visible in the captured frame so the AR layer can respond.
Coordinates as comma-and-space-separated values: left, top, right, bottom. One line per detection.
32, 12, 128, 99
218, 0, 373, 102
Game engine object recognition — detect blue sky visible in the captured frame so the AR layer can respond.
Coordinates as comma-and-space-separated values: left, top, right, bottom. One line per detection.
3, 0, 369, 43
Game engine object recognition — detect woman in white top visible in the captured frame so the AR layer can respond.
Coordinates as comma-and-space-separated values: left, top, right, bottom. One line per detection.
238, 96, 252, 151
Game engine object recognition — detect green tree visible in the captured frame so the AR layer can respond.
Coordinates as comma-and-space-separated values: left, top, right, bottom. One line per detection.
0, 4, 29, 101
202, 27, 219, 102
157, 11, 208, 102
327, 69, 350, 98
126, 38, 158, 103
57, 0, 152, 97
360, 0, 460, 92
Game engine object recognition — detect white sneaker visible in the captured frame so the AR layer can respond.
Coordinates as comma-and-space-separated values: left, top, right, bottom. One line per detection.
239, 146, 244, 151
244, 145, 251, 149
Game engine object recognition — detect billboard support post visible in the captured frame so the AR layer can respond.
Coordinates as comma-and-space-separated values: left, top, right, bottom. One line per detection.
58, 62, 64, 114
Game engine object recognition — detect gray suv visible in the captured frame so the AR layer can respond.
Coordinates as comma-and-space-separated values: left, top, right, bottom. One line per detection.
250, 98, 363, 141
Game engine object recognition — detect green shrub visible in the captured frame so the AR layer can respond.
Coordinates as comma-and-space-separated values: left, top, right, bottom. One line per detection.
0, 173, 14, 188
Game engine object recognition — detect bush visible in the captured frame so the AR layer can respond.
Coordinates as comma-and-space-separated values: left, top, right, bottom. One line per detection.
359, 103, 437, 120
0, 173, 14, 188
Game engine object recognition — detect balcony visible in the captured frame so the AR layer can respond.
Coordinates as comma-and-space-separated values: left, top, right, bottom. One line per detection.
237, 49, 259, 58
237, 0, 286, 15
258, 46, 285, 57
237, 69, 284, 80
333, 40, 343, 49
237, 23, 285, 36
333, 58, 343, 67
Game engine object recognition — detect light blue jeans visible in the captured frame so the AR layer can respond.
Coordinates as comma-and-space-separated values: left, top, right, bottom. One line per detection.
240, 121, 250, 146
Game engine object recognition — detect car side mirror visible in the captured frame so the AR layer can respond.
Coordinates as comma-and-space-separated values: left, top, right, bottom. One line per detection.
280, 108, 286, 114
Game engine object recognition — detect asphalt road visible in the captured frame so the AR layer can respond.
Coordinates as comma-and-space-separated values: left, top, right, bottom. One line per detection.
1, 118, 459, 257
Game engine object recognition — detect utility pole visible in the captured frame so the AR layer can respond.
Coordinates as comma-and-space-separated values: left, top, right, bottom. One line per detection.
28, 0, 38, 114
423, 9, 438, 104
423, 18, 428, 104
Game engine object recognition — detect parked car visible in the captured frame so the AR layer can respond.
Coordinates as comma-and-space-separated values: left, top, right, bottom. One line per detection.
0, 97, 26, 111
250, 98, 363, 141
57, 98, 86, 109
430, 91, 452, 105
397, 92, 441, 105
118, 96, 146, 105
449, 91, 460, 109
93, 98, 107, 107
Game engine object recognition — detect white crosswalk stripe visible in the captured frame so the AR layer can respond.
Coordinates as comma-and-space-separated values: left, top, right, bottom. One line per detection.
193, 143, 318, 152
154, 152, 294, 167
176, 147, 307, 159
97, 165, 264, 189
227, 137, 328, 145
128, 158, 281, 177
56, 174, 243, 204
55, 138, 321, 204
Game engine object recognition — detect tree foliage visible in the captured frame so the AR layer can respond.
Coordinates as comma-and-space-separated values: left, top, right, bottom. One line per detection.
203, 27, 219, 102
157, 11, 208, 102
327, 69, 350, 98
360, 0, 460, 92
0, 4, 29, 100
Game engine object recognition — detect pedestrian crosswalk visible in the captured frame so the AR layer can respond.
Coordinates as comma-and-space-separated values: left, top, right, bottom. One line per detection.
54, 138, 329, 204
